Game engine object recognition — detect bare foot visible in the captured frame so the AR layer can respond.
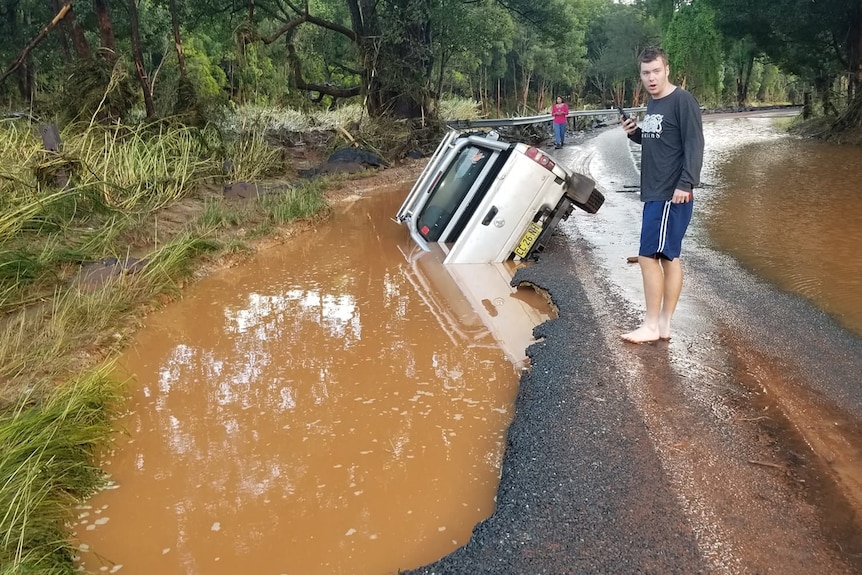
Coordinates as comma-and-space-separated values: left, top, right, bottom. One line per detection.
658, 318, 672, 341
620, 325, 661, 343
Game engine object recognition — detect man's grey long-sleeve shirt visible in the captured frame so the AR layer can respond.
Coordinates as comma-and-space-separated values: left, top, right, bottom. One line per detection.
628, 87, 704, 202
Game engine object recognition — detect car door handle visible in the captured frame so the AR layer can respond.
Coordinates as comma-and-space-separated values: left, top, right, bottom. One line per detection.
481, 206, 498, 226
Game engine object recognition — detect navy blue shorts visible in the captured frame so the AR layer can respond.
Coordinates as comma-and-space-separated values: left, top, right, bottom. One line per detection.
639, 200, 693, 260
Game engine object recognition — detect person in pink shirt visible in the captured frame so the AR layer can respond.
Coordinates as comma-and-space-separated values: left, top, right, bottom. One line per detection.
551, 96, 569, 149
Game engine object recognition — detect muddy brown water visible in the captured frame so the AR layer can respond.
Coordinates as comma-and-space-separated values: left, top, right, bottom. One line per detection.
74, 118, 862, 574
699, 119, 862, 336
74, 186, 552, 574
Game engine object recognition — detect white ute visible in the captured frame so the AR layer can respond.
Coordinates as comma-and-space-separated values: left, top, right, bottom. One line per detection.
394, 129, 604, 264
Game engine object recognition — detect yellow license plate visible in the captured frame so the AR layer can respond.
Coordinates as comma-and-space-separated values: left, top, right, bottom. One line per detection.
514, 221, 543, 258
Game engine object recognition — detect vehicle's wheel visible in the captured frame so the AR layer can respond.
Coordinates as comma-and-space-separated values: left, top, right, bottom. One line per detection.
564, 172, 596, 204
571, 189, 605, 214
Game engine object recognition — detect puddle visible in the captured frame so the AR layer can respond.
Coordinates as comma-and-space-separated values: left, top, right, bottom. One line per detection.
75, 186, 553, 574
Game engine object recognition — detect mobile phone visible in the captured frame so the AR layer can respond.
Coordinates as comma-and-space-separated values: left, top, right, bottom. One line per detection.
618, 106, 629, 121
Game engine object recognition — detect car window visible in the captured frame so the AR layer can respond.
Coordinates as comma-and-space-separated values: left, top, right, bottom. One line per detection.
417, 145, 490, 242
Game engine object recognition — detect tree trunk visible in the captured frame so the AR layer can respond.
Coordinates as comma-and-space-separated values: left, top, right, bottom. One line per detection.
537, 79, 549, 111
831, 9, 862, 137
52, 0, 71, 62
520, 68, 532, 113
127, 0, 155, 117
814, 74, 837, 116
737, 52, 754, 107
847, 5, 861, 103
65, 3, 91, 58
829, 89, 862, 135
613, 81, 624, 107
497, 77, 501, 118
169, 0, 187, 79
363, 2, 432, 118
435, 50, 449, 104
19, 10, 35, 101
93, 0, 116, 53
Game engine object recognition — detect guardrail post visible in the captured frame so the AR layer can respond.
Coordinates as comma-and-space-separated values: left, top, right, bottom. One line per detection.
39, 123, 70, 188
39, 123, 62, 151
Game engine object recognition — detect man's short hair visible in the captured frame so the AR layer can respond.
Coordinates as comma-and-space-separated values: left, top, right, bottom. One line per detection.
638, 46, 668, 67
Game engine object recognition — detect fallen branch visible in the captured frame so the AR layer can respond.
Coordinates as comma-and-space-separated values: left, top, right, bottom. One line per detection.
0, 3, 71, 86
337, 125, 358, 147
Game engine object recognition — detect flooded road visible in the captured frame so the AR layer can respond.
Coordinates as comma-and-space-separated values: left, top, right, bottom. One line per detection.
703, 127, 862, 335
74, 113, 862, 575
556, 113, 862, 573
75, 186, 552, 574
583, 114, 862, 336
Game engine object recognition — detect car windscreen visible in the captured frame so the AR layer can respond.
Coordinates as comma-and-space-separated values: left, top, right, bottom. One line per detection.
416, 145, 491, 242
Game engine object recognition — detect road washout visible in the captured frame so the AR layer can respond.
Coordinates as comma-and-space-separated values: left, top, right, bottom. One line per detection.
402, 119, 862, 574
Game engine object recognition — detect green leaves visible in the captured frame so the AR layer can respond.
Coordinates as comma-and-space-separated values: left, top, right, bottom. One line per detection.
664, 0, 722, 102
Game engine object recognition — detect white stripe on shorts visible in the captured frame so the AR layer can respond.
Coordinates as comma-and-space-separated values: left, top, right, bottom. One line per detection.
657, 201, 671, 254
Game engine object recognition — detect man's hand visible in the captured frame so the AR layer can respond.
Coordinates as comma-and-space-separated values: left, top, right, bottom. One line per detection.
621, 116, 637, 136
672, 189, 692, 204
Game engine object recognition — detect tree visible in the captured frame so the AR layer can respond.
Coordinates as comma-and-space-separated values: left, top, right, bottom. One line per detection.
705, 0, 861, 121
429, 0, 513, 108
663, 0, 722, 104
93, 0, 117, 54
247, 0, 565, 118
0, 2, 71, 92
128, 0, 155, 117
168, 0, 186, 80
586, 2, 654, 107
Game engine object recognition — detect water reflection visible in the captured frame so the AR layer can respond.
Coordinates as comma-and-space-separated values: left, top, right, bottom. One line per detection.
75, 188, 546, 575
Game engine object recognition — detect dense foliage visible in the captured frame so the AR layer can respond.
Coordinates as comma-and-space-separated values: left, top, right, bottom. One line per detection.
0, 0, 860, 125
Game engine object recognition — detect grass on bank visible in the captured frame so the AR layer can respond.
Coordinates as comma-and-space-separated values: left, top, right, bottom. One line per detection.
0, 364, 123, 575
0, 107, 374, 573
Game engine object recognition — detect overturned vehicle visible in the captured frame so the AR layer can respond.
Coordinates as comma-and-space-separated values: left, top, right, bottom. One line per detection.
394, 129, 605, 264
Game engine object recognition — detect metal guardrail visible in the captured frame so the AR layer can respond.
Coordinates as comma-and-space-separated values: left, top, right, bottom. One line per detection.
446, 107, 648, 130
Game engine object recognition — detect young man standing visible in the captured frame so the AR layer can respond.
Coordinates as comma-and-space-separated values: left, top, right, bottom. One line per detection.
620, 46, 704, 343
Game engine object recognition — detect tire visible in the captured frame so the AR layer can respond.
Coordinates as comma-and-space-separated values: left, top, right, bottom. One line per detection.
571, 189, 605, 214
564, 172, 595, 202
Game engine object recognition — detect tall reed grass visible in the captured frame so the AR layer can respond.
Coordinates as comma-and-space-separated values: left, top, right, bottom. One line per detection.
65, 121, 221, 212
0, 364, 123, 575
0, 234, 220, 400
221, 122, 284, 182
222, 102, 367, 133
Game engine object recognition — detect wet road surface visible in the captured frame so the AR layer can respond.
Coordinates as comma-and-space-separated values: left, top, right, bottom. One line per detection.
405, 118, 862, 574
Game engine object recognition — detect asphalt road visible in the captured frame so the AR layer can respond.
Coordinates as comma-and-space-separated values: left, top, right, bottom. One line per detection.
403, 118, 862, 575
